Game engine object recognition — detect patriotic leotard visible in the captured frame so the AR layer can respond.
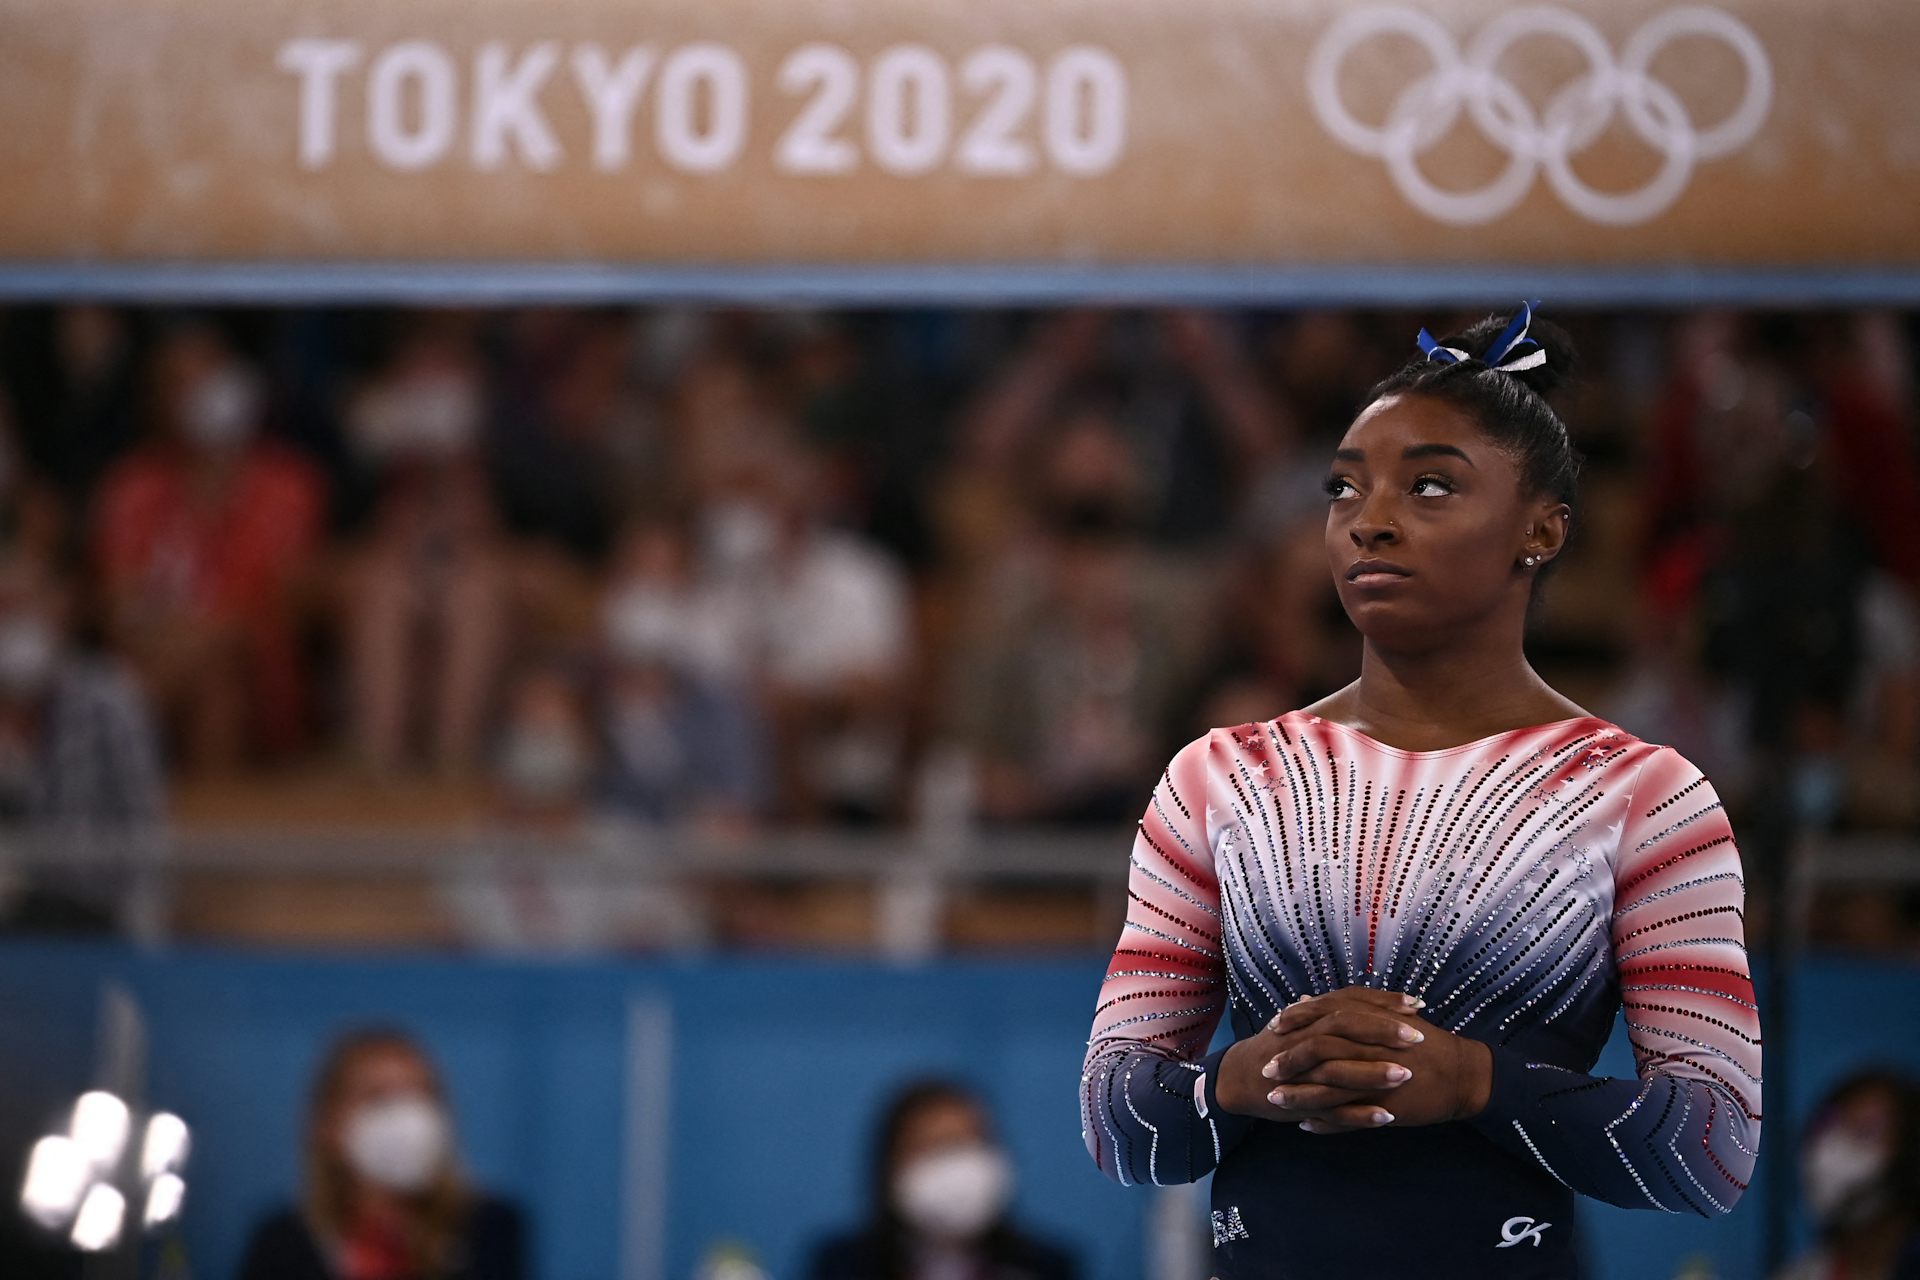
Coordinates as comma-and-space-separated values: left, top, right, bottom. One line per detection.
1080, 710, 1762, 1278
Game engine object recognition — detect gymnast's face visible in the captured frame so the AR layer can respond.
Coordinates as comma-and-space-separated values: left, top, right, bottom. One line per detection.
1323, 393, 1559, 649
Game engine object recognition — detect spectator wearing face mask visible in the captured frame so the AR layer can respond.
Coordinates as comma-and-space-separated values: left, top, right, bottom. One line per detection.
93, 322, 326, 772
0, 554, 163, 931
696, 439, 913, 824
489, 662, 598, 833
1773, 1070, 1920, 1280
339, 320, 518, 779
595, 516, 770, 829
450, 657, 719, 951
236, 1028, 526, 1280
804, 1080, 1077, 1280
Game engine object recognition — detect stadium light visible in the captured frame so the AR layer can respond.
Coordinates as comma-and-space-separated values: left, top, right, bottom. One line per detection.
70, 1092, 131, 1172
141, 1113, 191, 1180
143, 1173, 185, 1228
19, 1092, 191, 1251
20, 1135, 90, 1228
69, 1183, 125, 1252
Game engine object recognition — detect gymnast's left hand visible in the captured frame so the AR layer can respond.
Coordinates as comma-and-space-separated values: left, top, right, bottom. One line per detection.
1261, 986, 1493, 1134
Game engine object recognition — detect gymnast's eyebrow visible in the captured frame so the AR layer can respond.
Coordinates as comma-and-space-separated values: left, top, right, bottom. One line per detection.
1331, 443, 1477, 468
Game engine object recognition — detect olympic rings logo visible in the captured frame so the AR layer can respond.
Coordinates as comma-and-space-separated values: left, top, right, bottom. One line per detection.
1306, 5, 1773, 226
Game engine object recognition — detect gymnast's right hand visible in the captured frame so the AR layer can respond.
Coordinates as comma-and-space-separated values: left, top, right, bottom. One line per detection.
1210, 987, 1421, 1126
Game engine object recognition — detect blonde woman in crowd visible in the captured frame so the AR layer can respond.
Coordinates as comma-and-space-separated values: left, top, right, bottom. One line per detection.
237, 1028, 526, 1280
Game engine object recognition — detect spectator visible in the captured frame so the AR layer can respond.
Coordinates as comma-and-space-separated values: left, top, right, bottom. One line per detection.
491, 310, 656, 563
944, 310, 1289, 555
1773, 1069, 1920, 1280
489, 661, 597, 834
948, 502, 1209, 825
93, 322, 326, 771
339, 321, 515, 778
0, 387, 71, 571
672, 350, 779, 504
697, 436, 913, 823
804, 1079, 1077, 1280
237, 1028, 527, 1280
1597, 593, 1752, 807
594, 516, 770, 828
0, 305, 141, 503
0, 554, 163, 932
448, 657, 713, 951
1181, 514, 1357, 740
1844, 572, 1920, 827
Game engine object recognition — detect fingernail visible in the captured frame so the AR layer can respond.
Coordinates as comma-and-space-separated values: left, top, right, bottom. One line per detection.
1384, 1064, 1411, 1083
1266, 1013, 1285, 1032
1268, 1089, 1288, 1107
1398, 1025, 1425, 1043
1401, 994, 1426, 1010
1372, 1110, 1394, 1125
1261, 1060, 1279, 1080
1297, 1120, 1318, 1133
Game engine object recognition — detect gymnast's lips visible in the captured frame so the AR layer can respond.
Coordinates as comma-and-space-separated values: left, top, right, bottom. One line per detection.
1346, 558, 1413, 583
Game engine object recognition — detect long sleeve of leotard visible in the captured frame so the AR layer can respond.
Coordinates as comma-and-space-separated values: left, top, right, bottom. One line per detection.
1080, 732, 1254, 1185
1466, 744, 1762, 1214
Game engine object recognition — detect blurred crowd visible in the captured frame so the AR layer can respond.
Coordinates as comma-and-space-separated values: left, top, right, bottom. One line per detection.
0, 304, 1915, 939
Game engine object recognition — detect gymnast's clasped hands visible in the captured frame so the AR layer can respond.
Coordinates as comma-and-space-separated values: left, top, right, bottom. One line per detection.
1212, 987, 1495, 1134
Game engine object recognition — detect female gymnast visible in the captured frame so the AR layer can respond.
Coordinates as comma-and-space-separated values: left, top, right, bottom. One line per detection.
1079, 303, 1761, 1278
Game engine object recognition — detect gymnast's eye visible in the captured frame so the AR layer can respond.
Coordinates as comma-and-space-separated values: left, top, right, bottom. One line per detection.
1323, 476, 1355, 500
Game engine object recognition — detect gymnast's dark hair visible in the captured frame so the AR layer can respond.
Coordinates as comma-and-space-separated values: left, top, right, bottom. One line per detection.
1364, 307, 1585, 599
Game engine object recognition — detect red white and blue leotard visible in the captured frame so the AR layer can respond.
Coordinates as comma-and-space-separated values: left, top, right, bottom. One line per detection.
1080, 711, 1762, 1278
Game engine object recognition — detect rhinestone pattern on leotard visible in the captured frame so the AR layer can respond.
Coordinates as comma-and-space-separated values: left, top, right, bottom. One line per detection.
1079, 710, 1762, 1215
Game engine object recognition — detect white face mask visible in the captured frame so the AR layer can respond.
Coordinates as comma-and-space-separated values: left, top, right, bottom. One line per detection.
352, 373, 481, 460
892, 1143, 1013, 1241
703, 501, 779, 573
1803, 1131, 1890, 1227
342, 1095, 449, 1193
182, 366, 260, 450
604, 586, 686, 669
499, 729, 589, 801
398, 375, 481, 457
0, 616, 58, 696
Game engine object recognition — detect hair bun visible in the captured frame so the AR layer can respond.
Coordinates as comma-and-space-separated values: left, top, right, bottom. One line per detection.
1443, 310, 1578, 401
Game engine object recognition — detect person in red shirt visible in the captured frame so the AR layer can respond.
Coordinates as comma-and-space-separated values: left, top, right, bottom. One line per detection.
93, 323, 325, 771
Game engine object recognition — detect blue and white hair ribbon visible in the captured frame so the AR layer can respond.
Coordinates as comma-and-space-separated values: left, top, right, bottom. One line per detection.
1415, 328, 1469, 364
1416, 299, 1547, 373
1481, 299, 1546, 371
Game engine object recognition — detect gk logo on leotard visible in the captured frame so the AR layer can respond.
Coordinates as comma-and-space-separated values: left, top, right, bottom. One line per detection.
1497, 1216, 1552, 1248
1211, 1207, 1250, 1246
1306, 6, 1773, 226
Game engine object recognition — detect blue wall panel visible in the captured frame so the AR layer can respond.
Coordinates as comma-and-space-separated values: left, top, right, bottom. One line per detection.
0, 941, 1914, 1280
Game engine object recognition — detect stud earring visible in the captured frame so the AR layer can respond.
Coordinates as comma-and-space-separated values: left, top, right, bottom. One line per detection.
1523, 555, 1539, 566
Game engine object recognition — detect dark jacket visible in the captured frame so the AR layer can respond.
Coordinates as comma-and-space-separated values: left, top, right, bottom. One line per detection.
235, 1197, 526, 1280
804, 1229, 1078, 1280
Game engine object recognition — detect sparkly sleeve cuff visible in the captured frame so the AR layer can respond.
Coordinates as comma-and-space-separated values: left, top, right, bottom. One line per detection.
1458, 1034, 1760, 1214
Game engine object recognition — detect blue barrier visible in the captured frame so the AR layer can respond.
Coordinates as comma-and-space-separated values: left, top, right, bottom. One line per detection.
1, 941, 1915, 1280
